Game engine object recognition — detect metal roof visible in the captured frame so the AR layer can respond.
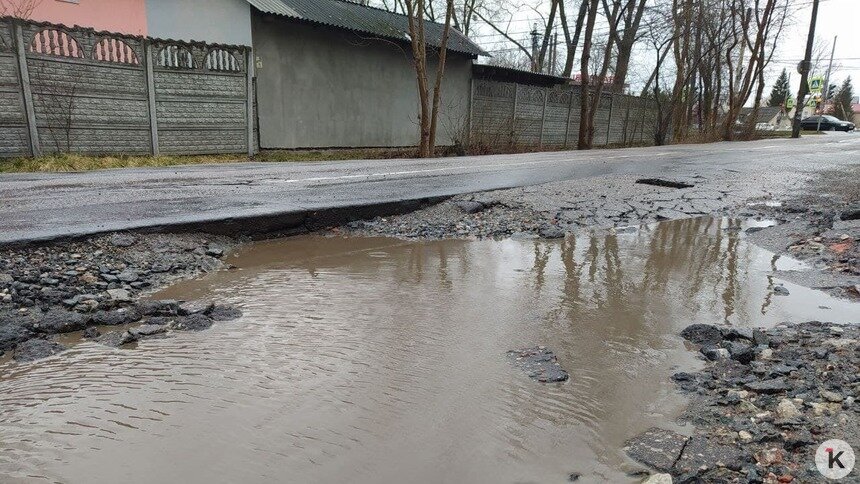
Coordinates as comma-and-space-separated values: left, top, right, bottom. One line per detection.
472, 64, 569, 87
247, 0, 487, 57
739, 106, 783, 124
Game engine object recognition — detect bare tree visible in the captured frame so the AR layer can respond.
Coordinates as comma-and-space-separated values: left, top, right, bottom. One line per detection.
404, 0, 456, 157
559, 0, 589, 78
32, 63, 79, 153
0, 0, 42, 17
605, 0, 648, 92
640, 0, 792, 143
376, 0, 483, 36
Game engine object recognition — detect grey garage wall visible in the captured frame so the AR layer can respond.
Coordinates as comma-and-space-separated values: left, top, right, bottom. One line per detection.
146, 0, 253, 46
0, 17, 254, 158
252, 14, 473, 149
470, 79, 658, 149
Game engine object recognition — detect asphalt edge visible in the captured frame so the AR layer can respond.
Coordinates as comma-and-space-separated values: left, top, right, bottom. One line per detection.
0, 197, 451, 249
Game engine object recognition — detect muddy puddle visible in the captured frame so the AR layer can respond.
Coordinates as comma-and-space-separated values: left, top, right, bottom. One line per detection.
1, 217, 858, 483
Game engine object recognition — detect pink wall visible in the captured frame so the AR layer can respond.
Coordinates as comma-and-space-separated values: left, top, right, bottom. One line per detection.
27, 0, 147, 36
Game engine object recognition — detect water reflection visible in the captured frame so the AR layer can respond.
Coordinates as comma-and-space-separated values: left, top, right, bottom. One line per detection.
0, 217, 856, 484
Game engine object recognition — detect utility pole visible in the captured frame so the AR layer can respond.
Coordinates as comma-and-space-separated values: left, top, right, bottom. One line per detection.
551, 32, 558, 76
792, 0, 820, 138
816, 35, 837, 131
530, 26, 540, 72
823, 36, 837, 103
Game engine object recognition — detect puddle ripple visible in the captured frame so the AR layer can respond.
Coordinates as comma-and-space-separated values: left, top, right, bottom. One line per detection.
1, 217, 857, 483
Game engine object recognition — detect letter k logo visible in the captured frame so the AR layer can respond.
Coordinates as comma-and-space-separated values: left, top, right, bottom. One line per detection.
828, 448, 845, 469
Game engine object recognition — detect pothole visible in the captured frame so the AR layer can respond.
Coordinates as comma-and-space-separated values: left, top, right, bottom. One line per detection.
636, 178, 695, 189
841, 208, 860, 221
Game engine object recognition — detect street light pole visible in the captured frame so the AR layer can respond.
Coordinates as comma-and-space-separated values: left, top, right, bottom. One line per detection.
792, 0, 820, 139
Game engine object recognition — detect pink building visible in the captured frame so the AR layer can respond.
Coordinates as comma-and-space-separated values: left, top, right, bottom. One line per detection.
26, 0, 148, 36
18, 0, 251, 45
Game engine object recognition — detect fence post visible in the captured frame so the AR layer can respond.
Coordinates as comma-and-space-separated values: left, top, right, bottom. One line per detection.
605, 93, 614, 146
539, 88, 547, 149
640, 99, 648, 143
245, 48, 255, 157
467, 78, 475, 148
143, 40, 159, 156
511, 83, 519, 146
13, 21, 39, 157
563, 88, 573, 149
622, 96, 630, 146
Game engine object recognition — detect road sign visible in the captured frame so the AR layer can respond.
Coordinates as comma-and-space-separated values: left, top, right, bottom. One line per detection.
809, 76, 824, 93
785, 97, 796, 109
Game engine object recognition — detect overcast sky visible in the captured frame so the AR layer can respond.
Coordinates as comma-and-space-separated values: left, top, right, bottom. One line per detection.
778, 0, 859, 96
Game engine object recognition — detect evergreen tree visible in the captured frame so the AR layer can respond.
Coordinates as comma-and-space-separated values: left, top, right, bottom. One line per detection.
832, 77, 855, 121
767, 69, 791, 107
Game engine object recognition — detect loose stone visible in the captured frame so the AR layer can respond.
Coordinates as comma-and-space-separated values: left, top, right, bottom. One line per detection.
13, 339, 67, 362
507, 346, 569, 383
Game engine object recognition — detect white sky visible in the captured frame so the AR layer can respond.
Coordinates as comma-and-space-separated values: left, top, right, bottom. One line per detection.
778, 0, 860, 96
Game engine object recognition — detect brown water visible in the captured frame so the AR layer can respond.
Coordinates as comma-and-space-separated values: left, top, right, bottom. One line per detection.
2, 217, 859, 484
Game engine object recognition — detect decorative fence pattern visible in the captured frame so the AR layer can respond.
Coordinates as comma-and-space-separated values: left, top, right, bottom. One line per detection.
0, 18, 255, 158
469, 79, 657, 149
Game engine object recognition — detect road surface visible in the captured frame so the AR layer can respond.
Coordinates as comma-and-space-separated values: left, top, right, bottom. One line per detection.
1, 134, 858, 245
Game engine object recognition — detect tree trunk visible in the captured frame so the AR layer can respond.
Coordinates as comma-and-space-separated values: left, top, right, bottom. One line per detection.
428, 0, 454, 155
405, 0, 454, 158
577, 0, 599, 149
562, 0, 588, 78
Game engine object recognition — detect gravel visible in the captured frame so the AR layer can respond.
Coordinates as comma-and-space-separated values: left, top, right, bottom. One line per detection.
0, 232, 244, 362
626, 322, 860, 483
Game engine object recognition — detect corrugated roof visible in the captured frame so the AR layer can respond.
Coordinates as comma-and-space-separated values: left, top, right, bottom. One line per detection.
247, 0, 487, 57
472, 64, 569, 87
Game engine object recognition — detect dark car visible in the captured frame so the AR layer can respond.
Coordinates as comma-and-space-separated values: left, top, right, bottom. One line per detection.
800, 115, 855, 132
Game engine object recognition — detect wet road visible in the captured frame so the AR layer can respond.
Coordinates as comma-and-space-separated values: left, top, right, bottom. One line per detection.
2, 217, 859, 483
1, 134, 858, 245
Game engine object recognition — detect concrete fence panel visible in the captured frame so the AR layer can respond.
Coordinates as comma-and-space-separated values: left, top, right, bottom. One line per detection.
470, 80, 517, 148
515, 86, 545, 146
150, 40, 249, 155
0, 18, 255, 158
542, 88, 571, 147
23, 22, 151, 155
470, 78, 657, 150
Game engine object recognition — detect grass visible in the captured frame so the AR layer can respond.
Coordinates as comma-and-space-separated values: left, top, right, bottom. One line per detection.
753, 130, 825, 139
3, 131, 821, 174
0, 143, 590, 174
0, 148, 425, 174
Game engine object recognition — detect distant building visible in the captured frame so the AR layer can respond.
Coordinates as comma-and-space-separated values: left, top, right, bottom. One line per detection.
23, 0, 250, 45
738, 106, 792, 131
853, 104, 860, 126
25, 0, 147, 35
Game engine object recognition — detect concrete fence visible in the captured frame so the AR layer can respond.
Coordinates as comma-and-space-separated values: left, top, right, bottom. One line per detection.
0, 18, 255, 158
469, 79, 658, 149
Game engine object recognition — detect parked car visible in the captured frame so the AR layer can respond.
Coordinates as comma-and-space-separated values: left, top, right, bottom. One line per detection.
800, 115, 855, 132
